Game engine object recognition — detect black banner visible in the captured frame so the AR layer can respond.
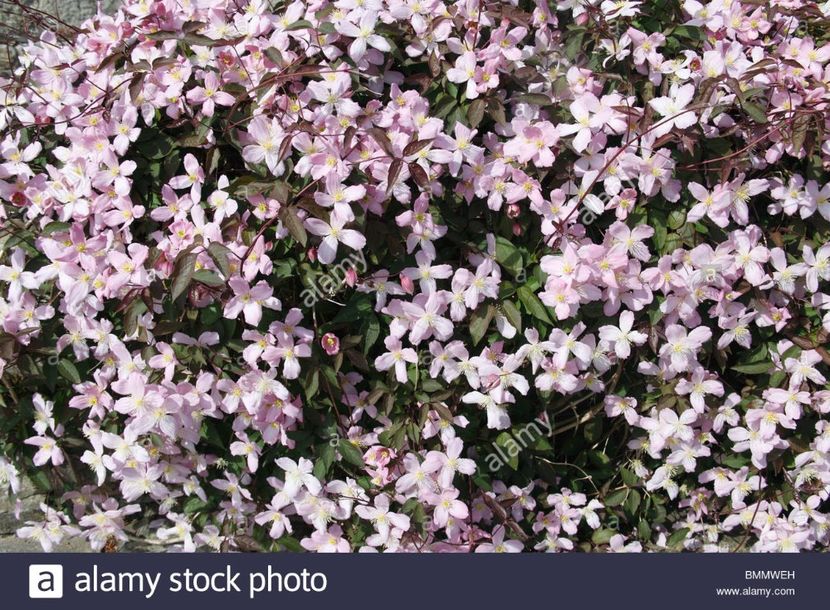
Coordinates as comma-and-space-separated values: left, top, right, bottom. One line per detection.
8, 553, 822, 609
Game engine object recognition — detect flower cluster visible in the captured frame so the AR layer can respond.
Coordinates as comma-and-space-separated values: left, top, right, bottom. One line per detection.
1, 0, 829, 553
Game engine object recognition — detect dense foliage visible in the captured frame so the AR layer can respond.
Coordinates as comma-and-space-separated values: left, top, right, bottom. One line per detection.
1, 0, 830, 553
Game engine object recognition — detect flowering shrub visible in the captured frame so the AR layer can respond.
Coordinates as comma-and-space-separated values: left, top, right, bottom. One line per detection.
1, 0, 830, 553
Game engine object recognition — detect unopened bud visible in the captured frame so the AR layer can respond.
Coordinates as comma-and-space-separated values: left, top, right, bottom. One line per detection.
321, 333, 340, 356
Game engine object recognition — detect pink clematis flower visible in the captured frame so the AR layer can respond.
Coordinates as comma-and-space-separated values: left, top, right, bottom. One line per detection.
304, 216, 366, 265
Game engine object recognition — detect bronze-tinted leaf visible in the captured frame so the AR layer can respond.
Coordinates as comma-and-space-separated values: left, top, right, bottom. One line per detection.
368, 127, 396, 157
170, 252, 198, 302
409, 163, 430, 189
386, 158, 403, 195
467, 98, 485, 128
403, 138, 433, 158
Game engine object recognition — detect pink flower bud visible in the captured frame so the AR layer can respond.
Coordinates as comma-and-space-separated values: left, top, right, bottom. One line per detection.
155, 253, 174, 277
189, 284, 210, 307
400, 273, 415, 294
344, 267, 357, 287
321, 333, 340, 356
512, 222, 523, 236
506, 203, 521, 219
307, 247, 318, 263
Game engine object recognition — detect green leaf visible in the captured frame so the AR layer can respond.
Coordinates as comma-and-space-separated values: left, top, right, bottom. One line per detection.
43, 221, 71, 235
495, 236, 524, 277
591, 528, 617, 545
192, 269, 224, 287
401, 498, 428, 535
721, 453, 749, 468
624, 489, 642, 515
671, 25, 705, 41
304, 368, 320, 400
378, 422, 405, 449
529, 434, 552, 451
313, 442, 336, 479
183, 496, 210, 514
730, 343, 770, 374
620, 467, 640, 487
284, 19, 313, 31
280, 206, 307, 247
420, 378, 443, 393
517, 285, 552, 324
667, 527, 690, 549
726, 77, 769, 124
27, 470, 54, 494
588, 449, 611, 467
207, 242, 234, 278
667, 209, 686, 230
264, 47, 283, 65
332, 294, 374, 324
136, 129, 176, 159
494, 432, 520, 470
502, 300, 522, 333
362, 316, 380, 354
338, 439, 365, 468
604, 488, 628, 507
769, 370, 787, 387
469, 303, 496, 345
516, 93, 552, 106
472, 471, 492, 491
650, 208, 668, 252
564, 27, 586, 61
730, 361, 772, 375
57, 359, 81, 385
740, 100, 768, 124
638, 518, 652, 541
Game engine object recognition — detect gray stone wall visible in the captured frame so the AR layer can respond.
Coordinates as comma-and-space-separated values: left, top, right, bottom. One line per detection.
0, 479, 90, 552
10, 0, 120, 26
2, 0, 122, 69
